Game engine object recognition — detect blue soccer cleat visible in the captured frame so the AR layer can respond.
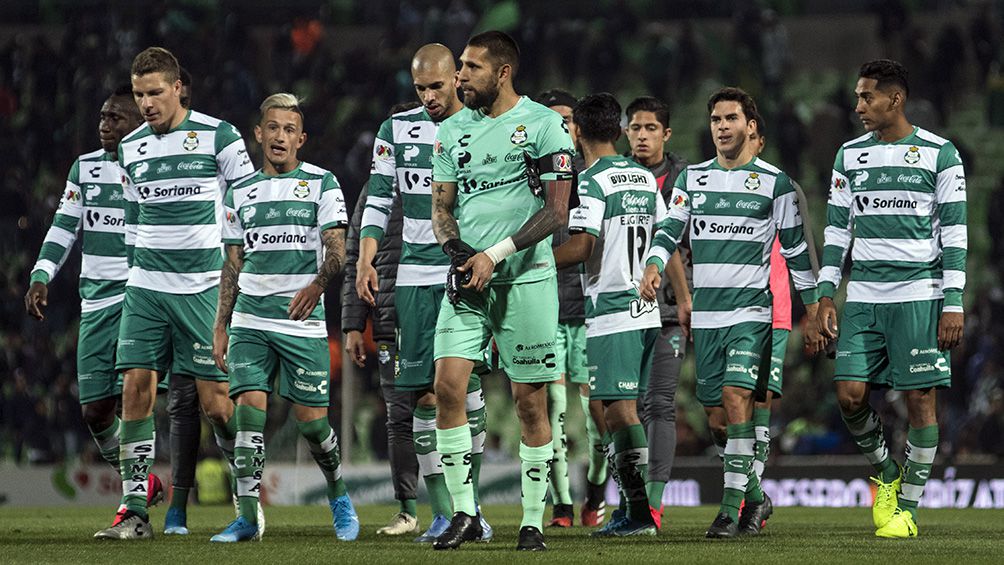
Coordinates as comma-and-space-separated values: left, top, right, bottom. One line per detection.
210, 517, 259, 543
478, 512, 494, 542
330, 494, 360, 541
414, 513, 450, 543
163, 507, 189, 535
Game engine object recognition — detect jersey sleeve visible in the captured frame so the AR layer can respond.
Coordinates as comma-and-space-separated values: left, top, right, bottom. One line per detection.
319, 172, 349, 231
221, 187, 244, 245
361, 117, 397, 241
432, 123, 457, 184
535, 110, 575, 182
772, 173, 818, 304
818, 147, 853, 299
567, 174, 605, 237
645, 169, 691, 271
791, 179, 820, 276
30, 159, 84, 285
215, 121, 255, 185
935, 142, 967, 312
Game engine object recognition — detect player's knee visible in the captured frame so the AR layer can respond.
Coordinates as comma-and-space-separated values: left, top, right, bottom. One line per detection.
836, 390, 866, 415
81, 403, 115, 430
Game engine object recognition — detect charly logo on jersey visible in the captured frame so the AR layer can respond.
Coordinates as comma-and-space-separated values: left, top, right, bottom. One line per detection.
904, 145, 920, 164
510, 124, 528, 144
183, 131, 199, 151
293, 180, 310, 199
744, 172, 761, 191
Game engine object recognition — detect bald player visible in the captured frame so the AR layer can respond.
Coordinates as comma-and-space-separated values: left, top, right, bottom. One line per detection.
357, 43, 493, 542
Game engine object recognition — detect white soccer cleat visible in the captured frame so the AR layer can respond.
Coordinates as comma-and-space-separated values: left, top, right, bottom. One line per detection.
376, 512, 419, 535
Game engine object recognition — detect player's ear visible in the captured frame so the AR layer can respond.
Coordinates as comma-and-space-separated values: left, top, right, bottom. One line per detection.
297, 131, 307, 148
254, 124, 263, 144
663, 127, 672, 142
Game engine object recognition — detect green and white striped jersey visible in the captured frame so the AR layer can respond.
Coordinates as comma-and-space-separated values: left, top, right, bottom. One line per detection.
819, 127, 967, 311
30, 149, 128, 313
646, 157, 817, 329
119, 109, 253, 294
569, 156, 664, 337
222, 162, 348, 338
361, 106, 448, 286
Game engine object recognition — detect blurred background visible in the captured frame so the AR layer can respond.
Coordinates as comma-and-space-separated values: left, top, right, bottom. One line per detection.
1, 0, 1003, 504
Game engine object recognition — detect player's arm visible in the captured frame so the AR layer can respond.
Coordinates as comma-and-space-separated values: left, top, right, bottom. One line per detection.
791, 179, 821, 276
213, 243, 244, 372
553, 233, 594, 269
774, 174, 825, 354
554, 174, 604, 269
342, 184, 371, 368
26, 160, 85, 321
665, 250, 693, 340
215, 122, 255, 187
358, 120, 398, 305
641, 173, 691, 301
935, 143, 967, 350
817, 150, 854, 340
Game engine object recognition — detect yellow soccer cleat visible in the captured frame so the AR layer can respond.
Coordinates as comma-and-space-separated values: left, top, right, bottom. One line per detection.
871, 465, 902, 528
875, 508, 918, 538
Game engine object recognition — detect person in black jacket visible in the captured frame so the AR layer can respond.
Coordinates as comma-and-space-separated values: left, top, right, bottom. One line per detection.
342, 111, 417, 534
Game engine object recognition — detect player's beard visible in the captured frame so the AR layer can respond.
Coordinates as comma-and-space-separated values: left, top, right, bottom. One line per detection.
463, 80, 499, 112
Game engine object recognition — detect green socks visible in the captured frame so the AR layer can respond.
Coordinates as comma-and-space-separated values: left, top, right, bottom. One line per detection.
612, 424, 649, 522
212, 415, 238, 476
414, 405, 452, 517
234, 405, 266, 523
842, 405, 899, 482
519, 441, 553, 529
582, 395, 607, 486
900, 425, 938, 520
437, 424, 476, 516
547, 382, 573, 505
401, 498, 418, 518
90, 416, 120, 470
721, 421, 760, 521
297, 417, 347, 499
169, 487, 190, 511
467, 375, 488, 507
119, 416, 155, 516
752, 407, 771, 481
646, 480, 666, 511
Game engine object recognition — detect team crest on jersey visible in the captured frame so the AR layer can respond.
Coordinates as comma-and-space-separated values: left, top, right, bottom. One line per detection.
183, 131, 199, 151
553, 153, 572, 172
744, 172, 761, 191
904, 146, 920, 164
293, 180, 310, 199
510, 125, 528, 145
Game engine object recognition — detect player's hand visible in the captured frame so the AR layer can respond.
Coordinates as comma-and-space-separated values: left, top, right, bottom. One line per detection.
289, 282, 324, 321
640, 264, 661, 302
818, 297, 839, 340
344, 330, 367, 368
802, 302, 827, 357
25, 282, 48, 321
459, 252, 495, 292
212, 324, 229, 373
355, 260, 378, 307
938, 311, 964, 350
678, 299, 693, 342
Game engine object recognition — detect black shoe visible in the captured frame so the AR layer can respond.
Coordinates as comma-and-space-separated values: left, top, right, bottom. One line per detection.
547, 503, 574, 528
738, 493, 773, 535
433, 512, 482, 550
584, 481, 605, 510
516, 526, 547, 551
705, 512, 738, 539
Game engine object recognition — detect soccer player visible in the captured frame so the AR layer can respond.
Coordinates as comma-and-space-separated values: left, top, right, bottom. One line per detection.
641, 87, 817, 538
816, 60, 966, 538
534, 88, 599, 528
209, 92, 357, 542
624, 96, 692, 521
25, 86, 164, 512
553, 92, 664, 537
429, 31, 574, 551
93, 47, 255, 539
357, 44, 492, 542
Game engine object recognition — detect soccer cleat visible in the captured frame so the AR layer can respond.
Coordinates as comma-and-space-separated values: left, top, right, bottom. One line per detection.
738, 493, 773, 535
875, 508, 918, 538
871, 465, 903, 529
414, 513, 450, 543
547, 503, 574, 528
650, 505, 663, 530
581, 481, 606, 526
232, 494, 266, 537
210, 517, 260, 543
330, 494, 360, 541
433, 512, 482, 550
111, 504, 128, 527
478, 512, 494, 542
611, 518, 657, 537
94, 510, 153, 540
590, 508, 627, 537
163, 507, 189, 535
376, 512, 419, 535
147, 474, 165, 507
705, 512, 739, 539
516, 526, 547, 551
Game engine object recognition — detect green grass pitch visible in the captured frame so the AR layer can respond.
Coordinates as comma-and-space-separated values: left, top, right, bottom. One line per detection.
0, 505, 1000, 564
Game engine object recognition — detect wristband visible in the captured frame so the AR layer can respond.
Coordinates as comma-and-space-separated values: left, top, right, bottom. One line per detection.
484, 237, 517, 265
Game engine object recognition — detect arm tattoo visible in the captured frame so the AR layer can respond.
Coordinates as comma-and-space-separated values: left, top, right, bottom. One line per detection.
511, 179, 571, 250
314, 227, 347, 290
432, 181, 461, 244
215, 244, 244, 328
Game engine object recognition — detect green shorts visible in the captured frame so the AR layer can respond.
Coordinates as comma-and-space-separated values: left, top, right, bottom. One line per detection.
767, 328, 790, 398
834, 300, 951, 390
116, 286, 225, 381
435, 277, 560, 384
692, 321, 772, 407
228, 327, 331, 407
556, 321, 589, 384
587, 327, 659, 400
395, 285, 442, 391
77, 303, 123, 404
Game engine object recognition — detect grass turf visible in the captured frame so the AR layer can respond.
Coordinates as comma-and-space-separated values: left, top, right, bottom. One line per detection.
0, 505, 1000, 564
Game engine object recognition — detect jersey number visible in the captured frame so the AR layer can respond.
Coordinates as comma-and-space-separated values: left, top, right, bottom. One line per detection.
626, 225, 648, 278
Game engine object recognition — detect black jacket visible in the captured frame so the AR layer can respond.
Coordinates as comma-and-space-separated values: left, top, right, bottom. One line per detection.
647, 152, 693, 324
555, 153, 587, 323
341, 182, 402, 341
